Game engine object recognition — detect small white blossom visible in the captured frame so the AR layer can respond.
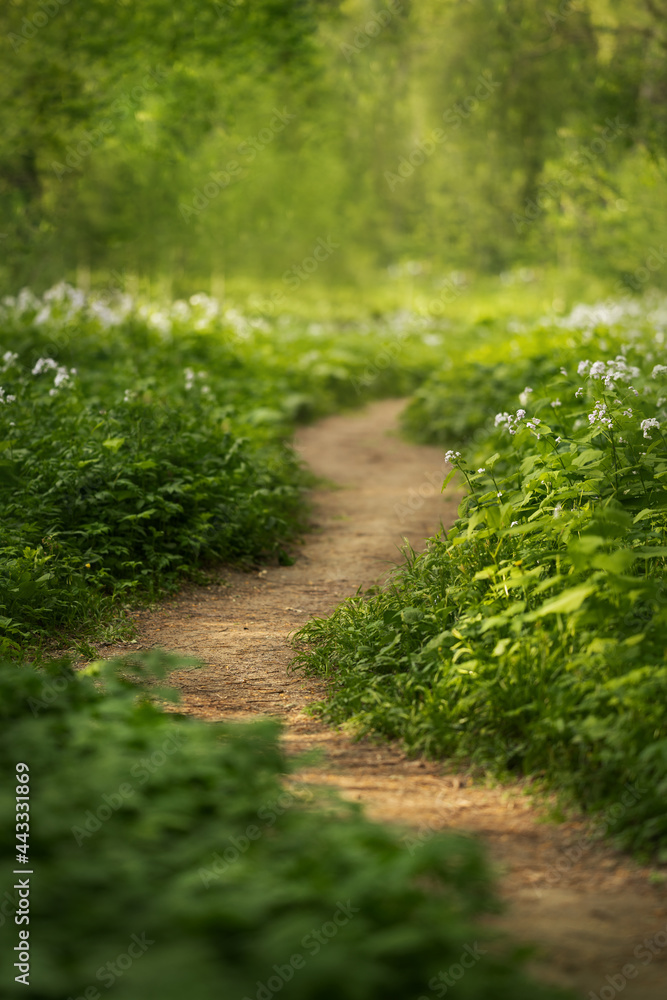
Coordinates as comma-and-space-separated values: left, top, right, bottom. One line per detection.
622, 408, 633, 417
510, 520, 519, 527
551, 399, 561, 408
445, 450, 461, 463
32, 357, 58, 375
589, 400, 613, 429
477, 467, 486, 473
53, 366, 70, 388
1, 351, 18, 371
560, 367, 567, 376
519, 386, 533, 407
652, 364, 667, 379
575, 387, 584, 398
577, 360, 590, 376
640, 417, 660, 439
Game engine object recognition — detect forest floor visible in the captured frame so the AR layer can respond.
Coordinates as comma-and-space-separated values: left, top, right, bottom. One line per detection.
114, 399, 666, 998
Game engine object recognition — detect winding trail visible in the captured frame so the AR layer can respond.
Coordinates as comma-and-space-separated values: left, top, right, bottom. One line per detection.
130, 399, 666, 997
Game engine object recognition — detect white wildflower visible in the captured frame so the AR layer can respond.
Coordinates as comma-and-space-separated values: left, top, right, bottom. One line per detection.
622, 408, 633, 418
589, 401, 612, 429
652, 364, 667, 379
519, 386, 533, 407
32, 357, 58, 375
560, 367, 567, 376
551, 399, 561, 408
640, 417, 660, 439
477, 467, 486, 474
577, 360, 591, 376
445, 450, 461, 463
575, 387, 584, 398
53, 366, 70, 388
1, 351, 18, 371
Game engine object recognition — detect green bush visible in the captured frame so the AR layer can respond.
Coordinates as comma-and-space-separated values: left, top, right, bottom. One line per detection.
0, 284, 443, 650
295, 299, 667, 858
0, 655, 572, 999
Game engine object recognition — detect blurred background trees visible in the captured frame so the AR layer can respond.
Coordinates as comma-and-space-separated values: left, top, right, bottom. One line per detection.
1, 0, 665, 299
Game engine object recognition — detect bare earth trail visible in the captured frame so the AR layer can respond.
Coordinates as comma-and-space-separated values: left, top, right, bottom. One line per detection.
130, 400, 666, 997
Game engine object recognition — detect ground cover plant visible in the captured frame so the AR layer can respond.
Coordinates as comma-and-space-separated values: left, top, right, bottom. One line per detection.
0, 283, 442, 652
0, 653, 575, 1000
295, 297, 667, 858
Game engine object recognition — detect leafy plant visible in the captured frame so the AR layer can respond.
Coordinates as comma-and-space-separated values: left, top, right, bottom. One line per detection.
295, 298, 667, 857
0, 654, 573, 999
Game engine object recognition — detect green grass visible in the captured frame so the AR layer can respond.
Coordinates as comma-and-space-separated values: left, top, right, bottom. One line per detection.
295, 296, 667, 859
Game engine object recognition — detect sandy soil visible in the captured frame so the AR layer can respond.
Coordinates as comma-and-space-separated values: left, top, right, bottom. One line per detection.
120, 399, 666, 998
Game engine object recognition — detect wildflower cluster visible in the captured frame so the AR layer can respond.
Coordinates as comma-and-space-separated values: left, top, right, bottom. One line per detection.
0, 281, 446, 652
301, 297, 667, 858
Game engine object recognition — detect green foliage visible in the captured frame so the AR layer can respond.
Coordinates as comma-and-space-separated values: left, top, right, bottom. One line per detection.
0, 283, 442, 649
1, 1, 666, 295
295, 298, 667, 857
0, 654, 573, 999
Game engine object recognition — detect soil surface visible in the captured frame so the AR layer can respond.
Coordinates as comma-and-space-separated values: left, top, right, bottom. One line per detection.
121, 399, 666, 998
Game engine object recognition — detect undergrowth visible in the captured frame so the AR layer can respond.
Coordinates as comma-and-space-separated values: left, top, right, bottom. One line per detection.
295, 298, 667, 859
0, 284, 442, 651
0, 654, 573, 999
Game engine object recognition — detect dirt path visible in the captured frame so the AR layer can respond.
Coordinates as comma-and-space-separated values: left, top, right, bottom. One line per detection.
129, 399, 666, 998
